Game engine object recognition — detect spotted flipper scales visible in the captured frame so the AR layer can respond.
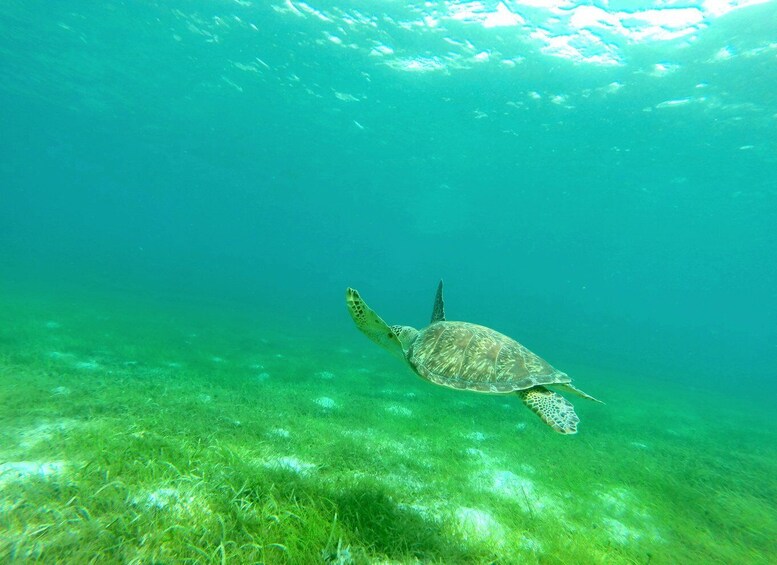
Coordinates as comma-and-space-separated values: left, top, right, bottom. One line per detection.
346, 288, 403, 358
430, 279, 445, 323
518, 386, 580, 434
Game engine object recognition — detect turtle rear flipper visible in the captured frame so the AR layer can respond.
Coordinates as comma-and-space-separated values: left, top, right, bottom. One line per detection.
554, 382, 604, 404
518, 386, 580, 434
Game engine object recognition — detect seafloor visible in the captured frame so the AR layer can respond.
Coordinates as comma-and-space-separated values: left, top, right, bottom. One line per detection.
1, 287, 774, 564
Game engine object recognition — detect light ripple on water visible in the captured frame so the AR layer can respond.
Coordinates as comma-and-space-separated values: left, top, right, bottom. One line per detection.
384, 403, 413, 417
314, 396, 337, 409
0, 461, 66, 488
264, 456, 317, 475
133, 486, 210, 518
474, 469, 563, 515
455, 507, 505, 545
16, 419, 80, 449
597, 487, 665, 544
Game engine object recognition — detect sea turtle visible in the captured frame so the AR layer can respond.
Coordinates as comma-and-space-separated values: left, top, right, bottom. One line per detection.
346, 281, 601, 434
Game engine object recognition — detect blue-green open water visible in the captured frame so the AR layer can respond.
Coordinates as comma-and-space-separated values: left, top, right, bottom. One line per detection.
1, 1, 775, 563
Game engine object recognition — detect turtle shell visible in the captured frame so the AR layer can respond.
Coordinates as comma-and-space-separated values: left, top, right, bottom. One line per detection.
407, 321, 570, 393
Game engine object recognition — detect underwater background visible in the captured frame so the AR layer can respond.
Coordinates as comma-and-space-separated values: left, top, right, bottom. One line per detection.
1, 1, 775, 563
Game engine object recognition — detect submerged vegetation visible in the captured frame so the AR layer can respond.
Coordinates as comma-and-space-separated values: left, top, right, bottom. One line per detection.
0, 290, 775, 564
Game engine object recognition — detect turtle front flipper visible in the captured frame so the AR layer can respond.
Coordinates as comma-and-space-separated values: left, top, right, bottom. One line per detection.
518, 386, 580, 434
346, 288, 404, 359
430, 279, 445, 323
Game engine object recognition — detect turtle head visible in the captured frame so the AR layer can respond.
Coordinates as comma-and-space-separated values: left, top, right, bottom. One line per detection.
390, 325, 420, 354
346, 288, 417, 360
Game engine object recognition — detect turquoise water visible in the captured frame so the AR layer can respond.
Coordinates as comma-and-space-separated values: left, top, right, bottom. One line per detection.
1, 1, 776, 563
